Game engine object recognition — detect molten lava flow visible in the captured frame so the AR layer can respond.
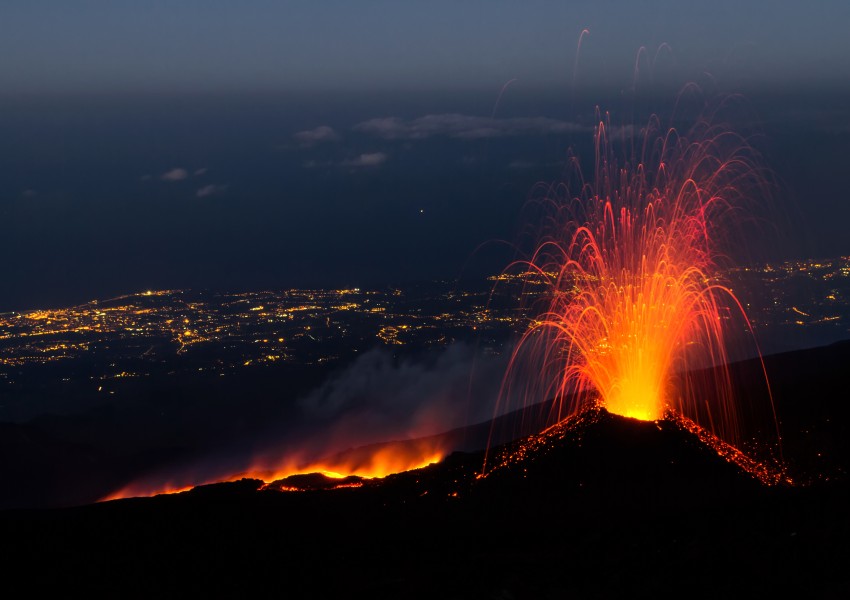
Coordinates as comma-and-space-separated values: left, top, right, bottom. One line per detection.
249, 439, 446, 484
104, 437, 445, 500
499, 107, 778, 453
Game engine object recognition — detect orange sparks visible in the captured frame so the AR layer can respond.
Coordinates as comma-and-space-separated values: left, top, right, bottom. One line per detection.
498, 104, 780, 456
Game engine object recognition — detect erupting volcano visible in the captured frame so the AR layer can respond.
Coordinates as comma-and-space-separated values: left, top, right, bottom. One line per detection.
108, 101, 786, 502
498, 102, 780, 458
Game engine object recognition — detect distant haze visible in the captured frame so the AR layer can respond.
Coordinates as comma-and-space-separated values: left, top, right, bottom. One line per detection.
1, 2, 849, 94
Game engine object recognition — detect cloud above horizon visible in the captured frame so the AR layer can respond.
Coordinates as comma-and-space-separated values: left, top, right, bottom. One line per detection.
196, 184, 227, 198
294, 125, 341, 146
353, 114, 586, 141
161, 168, 189, 181
340, 152, 388, 167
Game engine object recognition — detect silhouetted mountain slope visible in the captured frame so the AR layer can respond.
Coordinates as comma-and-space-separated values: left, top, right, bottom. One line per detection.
2, 396, 849, 597
2, 340, 849, 510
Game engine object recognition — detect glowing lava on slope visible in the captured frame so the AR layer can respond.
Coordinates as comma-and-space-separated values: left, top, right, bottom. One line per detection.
105, 437, 445, 500
497, 103, 780, 459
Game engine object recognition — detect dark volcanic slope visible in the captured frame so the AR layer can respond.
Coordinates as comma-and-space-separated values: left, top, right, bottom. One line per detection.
479, 407, 765, 503
2, 402, 849, 598
1, 339, 849, 511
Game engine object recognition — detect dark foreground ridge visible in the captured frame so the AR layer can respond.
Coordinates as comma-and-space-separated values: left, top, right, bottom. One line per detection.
3, 383, 850, 597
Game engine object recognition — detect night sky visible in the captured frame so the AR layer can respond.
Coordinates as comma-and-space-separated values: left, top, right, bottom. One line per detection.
2, 1, 850, 311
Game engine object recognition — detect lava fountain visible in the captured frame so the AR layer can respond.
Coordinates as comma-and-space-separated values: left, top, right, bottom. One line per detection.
498, 103, 778, 454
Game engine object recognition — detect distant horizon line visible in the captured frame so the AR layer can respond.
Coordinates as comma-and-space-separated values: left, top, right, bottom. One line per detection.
5, 252, 848, 316
3, 81, 850, 101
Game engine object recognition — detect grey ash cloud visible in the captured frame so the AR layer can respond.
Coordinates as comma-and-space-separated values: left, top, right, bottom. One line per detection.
353, 114, 586, 140
298, 343, 509, 440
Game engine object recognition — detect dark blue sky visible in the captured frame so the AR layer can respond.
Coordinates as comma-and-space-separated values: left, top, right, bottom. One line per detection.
1, 1, 849, 93
1, 2, 849, 311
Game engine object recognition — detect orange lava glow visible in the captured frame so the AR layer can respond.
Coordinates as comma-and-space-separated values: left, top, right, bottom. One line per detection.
499, 106, 779, 452
104, 438, 445, 500
249, 441, 446, 484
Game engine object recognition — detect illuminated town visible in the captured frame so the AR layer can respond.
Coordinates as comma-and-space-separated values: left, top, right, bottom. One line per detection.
1, 256, 848, 404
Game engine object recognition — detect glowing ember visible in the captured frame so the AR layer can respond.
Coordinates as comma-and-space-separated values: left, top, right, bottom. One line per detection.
499, 105, 779, 454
